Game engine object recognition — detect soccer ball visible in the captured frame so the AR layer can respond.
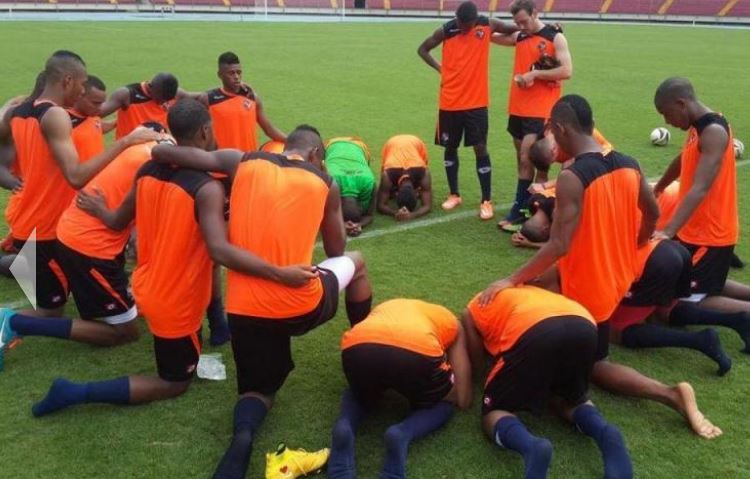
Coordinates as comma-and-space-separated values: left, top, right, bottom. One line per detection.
650, 127, 671, 146
734, 138, 744, 159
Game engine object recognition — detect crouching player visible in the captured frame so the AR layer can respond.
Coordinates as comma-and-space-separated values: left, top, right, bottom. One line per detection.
325, 136, 376, 237
376, 134, 433, 222
327, 299, 471, 479
463, 285, 633, 479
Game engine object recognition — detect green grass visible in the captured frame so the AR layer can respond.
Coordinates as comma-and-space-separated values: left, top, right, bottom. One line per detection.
0, 20, 749, 478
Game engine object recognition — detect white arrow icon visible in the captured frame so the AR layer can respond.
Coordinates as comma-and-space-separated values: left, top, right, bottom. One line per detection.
9, 228, 37, 311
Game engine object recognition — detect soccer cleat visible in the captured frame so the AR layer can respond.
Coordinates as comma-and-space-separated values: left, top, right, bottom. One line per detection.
0, 308, 18, 372
265, 443, 330, 479
479, 201, 494, 220
441, 194, 462, 211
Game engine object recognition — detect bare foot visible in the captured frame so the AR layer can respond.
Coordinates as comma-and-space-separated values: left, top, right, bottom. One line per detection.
673, 382, 722, 439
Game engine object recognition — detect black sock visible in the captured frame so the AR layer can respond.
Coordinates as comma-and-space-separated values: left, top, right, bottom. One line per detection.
212, 397, 268, 479
475, 154, 492, 202
346, 296, 372, 327
444, 149, 459, 195
669, 301, 750, 353
508, 179, 532, 221
621, 323, 731, 376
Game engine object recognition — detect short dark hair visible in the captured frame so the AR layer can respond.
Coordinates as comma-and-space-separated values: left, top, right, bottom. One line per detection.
654, 77, 696, 106
456, 1, 478, 23
151, 72, 179, 101
167, 99, 211, 142
551, 94, 594, 135
396, 182, 418, 212
341, 197, 363, 223
84, 75, 106, 92
44, 50, 86, 83
520, 221, 549, 243
286, 124, 323, 151
218, 51, 241, 66
529, 138, 552, 173
510, 0, 536, 15
141, 121, 167, 133
28, 71, 47, 102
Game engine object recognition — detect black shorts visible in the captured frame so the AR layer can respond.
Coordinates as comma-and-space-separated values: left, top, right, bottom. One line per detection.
435, 107, 488, 149
153, 330, 201, 382
343, 343, 453, 410
595, 320, 611, 361
228, 269, 339, 396
55, 241, 136, 322
678, 240, 734, 296
482, 316, 597, 415
622, 240, 692, 307
13, 239, 68, 310
507, 115, 546, 141
527, 193, 555, 219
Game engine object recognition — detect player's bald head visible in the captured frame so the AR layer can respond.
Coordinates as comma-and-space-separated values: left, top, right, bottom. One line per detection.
551, 94, 594, 135
286, 124, 324, 152
654, 77, 696, 108
44, 50, 86, 84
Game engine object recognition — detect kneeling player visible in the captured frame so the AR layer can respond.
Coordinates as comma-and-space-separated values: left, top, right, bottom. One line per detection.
325, 136, 376, 237
150, 124, 373, 479
327, 299, 471, 479
376, 134, 433, 222
463, 285, 632, 479
611, 239, 732, 377
27, 100, 303, 417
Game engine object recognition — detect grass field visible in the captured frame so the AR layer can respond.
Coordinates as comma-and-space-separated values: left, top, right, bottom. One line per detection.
0, 20, 749, 478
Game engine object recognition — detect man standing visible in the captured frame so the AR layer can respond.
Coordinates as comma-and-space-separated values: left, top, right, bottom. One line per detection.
418, 1, 517, 220
203, 51, 286, 151
494, 0, 572, 229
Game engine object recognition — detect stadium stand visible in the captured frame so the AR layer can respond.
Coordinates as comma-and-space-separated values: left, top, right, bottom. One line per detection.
727, 0, 750, 16
606, 0, 662, 15
1, 0, 748, 20
667, 0, 726, 16
550, 0, 602, 14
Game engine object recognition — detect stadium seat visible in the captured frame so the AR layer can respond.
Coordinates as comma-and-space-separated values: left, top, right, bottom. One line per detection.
388, 0, 436, 10
606, 0, 661, 15
725, 0, 750, 16
281, 0, 331, 8
667, 0, 726, 16
549, 0, 603, 14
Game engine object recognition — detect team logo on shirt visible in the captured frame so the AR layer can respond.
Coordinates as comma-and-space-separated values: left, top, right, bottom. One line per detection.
483, 396, 491, 406
94, 119, 102, 131
243, 99, 253, 110
475, 29, 485, 39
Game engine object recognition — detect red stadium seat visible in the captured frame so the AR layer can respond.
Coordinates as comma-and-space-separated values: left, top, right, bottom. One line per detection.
667, 0, 725, 16
726, 1, 750, 16
550, 0, 603, 13
607, 0, 661, 15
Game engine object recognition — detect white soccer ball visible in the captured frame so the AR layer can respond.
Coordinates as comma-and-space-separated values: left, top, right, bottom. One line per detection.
734, 138, 744, 159
650, 127, 671, 146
